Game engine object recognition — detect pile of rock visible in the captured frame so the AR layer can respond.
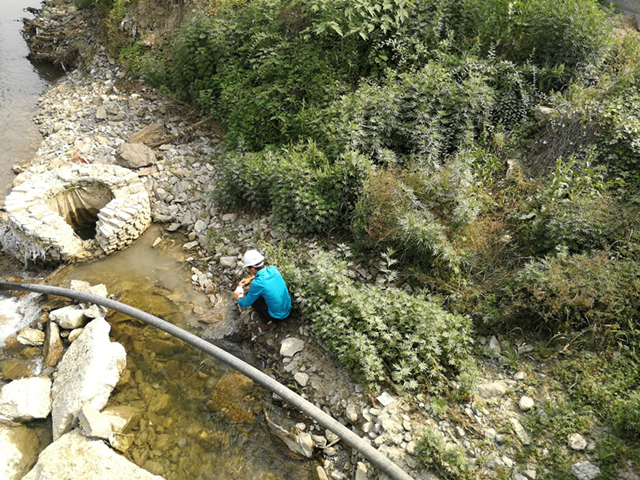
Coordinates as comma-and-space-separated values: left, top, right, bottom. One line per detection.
0, 281, 164, 480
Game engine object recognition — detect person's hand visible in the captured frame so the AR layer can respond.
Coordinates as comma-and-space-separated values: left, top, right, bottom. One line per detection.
239, 276, 255, 287
233, 290, 241, 302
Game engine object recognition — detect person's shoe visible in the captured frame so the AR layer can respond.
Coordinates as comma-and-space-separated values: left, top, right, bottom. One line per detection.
258, 320, 277, 330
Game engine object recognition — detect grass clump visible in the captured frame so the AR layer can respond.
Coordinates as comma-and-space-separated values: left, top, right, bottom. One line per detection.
415, 428, 471, 479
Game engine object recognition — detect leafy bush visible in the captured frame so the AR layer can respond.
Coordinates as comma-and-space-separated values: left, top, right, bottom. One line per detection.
353, 154, 484, 271
415, 428, 471, 479
513, 154, 623, 254
461, 0, 613, 81
287, 249, 476, 393
498, 247, 640, 339
325, 61, 496, 165
215, 142, 372, 233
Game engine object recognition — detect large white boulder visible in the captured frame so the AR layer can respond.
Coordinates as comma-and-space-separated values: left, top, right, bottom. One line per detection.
51, 317, 126, 440
0, 377, 52, 422
22, 429, 165, 480
0, 421, 40, 480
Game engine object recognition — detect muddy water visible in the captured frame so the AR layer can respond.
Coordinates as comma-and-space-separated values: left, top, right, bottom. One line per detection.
0, 0, 63, 200
44, 225, 314, 480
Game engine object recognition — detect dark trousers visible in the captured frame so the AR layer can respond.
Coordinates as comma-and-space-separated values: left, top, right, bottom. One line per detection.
252, 296, 278, 324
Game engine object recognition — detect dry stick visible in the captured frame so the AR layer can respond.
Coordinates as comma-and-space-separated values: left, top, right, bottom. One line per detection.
148, 116, 214, 148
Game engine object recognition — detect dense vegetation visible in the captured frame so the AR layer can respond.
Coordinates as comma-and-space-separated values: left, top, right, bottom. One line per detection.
86, 0, 640, 475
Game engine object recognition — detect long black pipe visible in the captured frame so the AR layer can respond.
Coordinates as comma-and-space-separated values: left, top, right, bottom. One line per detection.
0, 281, 415, 480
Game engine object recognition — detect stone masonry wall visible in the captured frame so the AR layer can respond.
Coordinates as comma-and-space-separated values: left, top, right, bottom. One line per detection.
5, 164, 150, 264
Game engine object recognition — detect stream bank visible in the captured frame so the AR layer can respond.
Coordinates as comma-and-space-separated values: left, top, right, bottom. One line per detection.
1, 1, 637, 480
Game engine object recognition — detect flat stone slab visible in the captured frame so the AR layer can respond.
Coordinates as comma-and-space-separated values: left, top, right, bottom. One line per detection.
51, 318, 126, 440
280, 337, 305, 357
22, 429, 165, 480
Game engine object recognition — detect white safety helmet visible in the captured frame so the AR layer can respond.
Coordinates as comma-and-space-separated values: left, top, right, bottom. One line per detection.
243, 249, 265, 268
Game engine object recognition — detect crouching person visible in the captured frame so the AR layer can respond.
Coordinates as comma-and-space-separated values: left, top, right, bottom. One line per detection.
233, 249, 291, 330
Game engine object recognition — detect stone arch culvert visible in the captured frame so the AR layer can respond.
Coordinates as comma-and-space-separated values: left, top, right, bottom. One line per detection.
2, 164, 151, 264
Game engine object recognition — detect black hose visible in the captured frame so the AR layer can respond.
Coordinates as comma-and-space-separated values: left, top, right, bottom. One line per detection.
0, 281, 415, 480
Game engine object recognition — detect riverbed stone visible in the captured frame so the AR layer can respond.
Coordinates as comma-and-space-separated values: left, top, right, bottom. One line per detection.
77, 405, 113, 439
51, 317, 126, 440
294, 372, 309, 387
510, 418, 531, 446
280, 337, 305, 357
0, 421, 40, 480
49, 305, 87, 329
0, 377, 52, 422
477, 381, 507, 399
571, 461, 601, 480
518, 395, 534, 411
568, 433, 587, 451
16, 327, 45, 346
128, 123, 164, 145
22, 428, 165, 480
355, 462, 368, 480
116, 142, 156, 168
43, 320, 64, 367
219, 255, 237, 267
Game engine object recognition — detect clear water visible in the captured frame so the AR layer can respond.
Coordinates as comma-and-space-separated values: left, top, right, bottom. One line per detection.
0, 0, 63, 201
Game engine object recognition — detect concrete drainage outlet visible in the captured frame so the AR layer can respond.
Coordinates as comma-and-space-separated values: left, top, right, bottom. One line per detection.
3, 164, 151, 264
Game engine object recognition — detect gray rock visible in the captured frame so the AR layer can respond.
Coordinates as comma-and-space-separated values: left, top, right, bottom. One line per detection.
51, 318, 126, 440
221, 213, 237, 222
219, 256, 237, 267
0, 421, 40, 480
95, 106, 107, 119
50, 305, 86, 330
0, 377, 52, 422
294, 372, 309, 387
514, 371, 528, 381
183, 241, 199, 251
477, 381, 507, 399
77, 405, 112, 439
518, 395, 535, 411
523, 469, 537, 480
571, 461, 601, 480
115, 142, 156, 168
127, 123, 164, 145
568, 433, 587, 451
510, 418, 531, 445
345, 403, 359, 423
22, 429, 165, 480
280, 337, 305, 357
355, 462, 368, 480
488, 335, 501, 356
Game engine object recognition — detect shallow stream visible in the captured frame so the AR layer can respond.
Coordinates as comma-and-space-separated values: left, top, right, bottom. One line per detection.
0, 2, 315, 478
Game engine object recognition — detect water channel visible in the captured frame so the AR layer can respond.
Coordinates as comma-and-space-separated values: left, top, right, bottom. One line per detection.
0, 2, 315, 478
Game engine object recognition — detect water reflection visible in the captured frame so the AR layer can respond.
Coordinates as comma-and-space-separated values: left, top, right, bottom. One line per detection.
0, 0, 64, 201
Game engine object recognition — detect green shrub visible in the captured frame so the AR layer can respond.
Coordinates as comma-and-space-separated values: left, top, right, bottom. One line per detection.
461, 0, 613, 82
513, 154, 624, 255
215, 142, 372, 233
353, 154, 484, 271
415, 428, 471, 479
498, 247, 640, 339
556, 350, 640, 439
325, 61, 496, 165
288, 250, 476, 392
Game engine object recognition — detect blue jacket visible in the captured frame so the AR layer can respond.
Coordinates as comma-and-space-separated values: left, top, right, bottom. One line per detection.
238, 266, 291, 319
